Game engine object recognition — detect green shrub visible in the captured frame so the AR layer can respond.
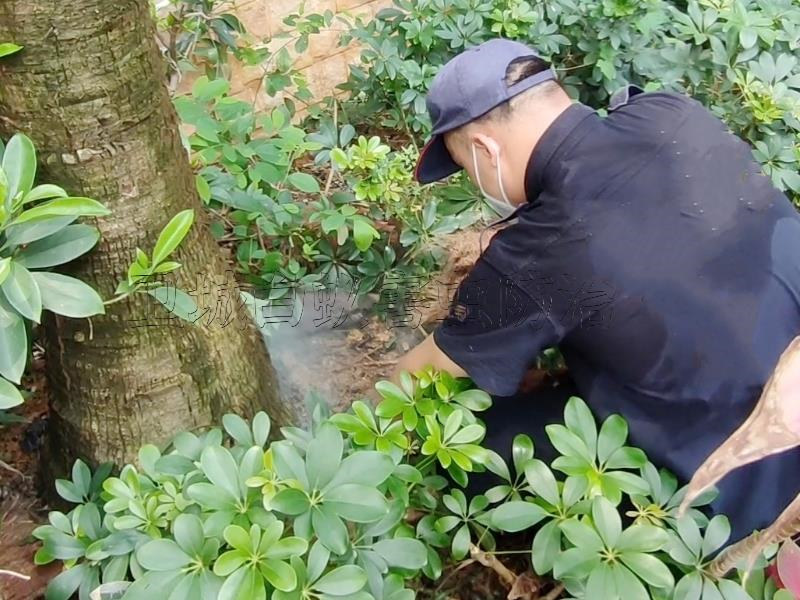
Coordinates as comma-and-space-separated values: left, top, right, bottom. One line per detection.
0, 134, 109, 411
339, 0, 800, 202
35, 370, 781, 600
179, 78, 477, 307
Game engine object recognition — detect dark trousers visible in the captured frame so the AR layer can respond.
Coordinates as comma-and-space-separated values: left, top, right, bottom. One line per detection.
467, 379, 580, 494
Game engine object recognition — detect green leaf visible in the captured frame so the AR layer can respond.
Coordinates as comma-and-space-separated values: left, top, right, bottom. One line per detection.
598, 415, 628, 464
0, 258, 10, 287
2, 262, 41, 322
451, 523, 471, 560
213, 551, 246, 577
512, 434, 534, 473
546, 424, 593, 462
137, 539, 192, 571
271, 489, 310, 516
195, 175, 211, 203
45, 562, 88, 600
702, 515, 730, 558
532, 520, 562, 575
585, 563, 617, 600
312, 506, 348, 555
0, 43, 23, 58
192, 76, 230, 100
524, 459, 560, 507
152, 209, 194, 266
324, 483, 388, 522
2, 133, 36, 205
675, 515, 703, 558
223, 525, 252, 553
260, 558, 297, 592
4, 216, 77, 246
324, 451, 394, 488
619, 552, 674, 589
673, 572, 703, 600
266, 537, 308, 560
32, 272, 104, 318
451, 389, 492, 411
0, 376, 23, 409
11, 197, 110, 225
616, 524, 668, 553
222, 413, 254, 446
306, 422, 344, 490
146, 287, 197, 322
288, 173, 320, 193
592, 496, 622, 548
373, 538, 427, 570
611, 564, 650, 600
491, 501, 548, 532
22, 185, 68, 206
353, 219, 379, 252
200, 445, 241, 500
16, 224, 99, 269
560, 519, 604, 552
553, 546, 601, 581
174, 513, 205, 557
313, 565, 367, 595
0, 295, 26, 384
564, 396, 598, 453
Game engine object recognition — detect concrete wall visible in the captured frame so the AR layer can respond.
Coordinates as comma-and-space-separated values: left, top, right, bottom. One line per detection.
210, 0, 392, 111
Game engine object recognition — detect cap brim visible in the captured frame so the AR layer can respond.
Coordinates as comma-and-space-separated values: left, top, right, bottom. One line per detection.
415, 134, 462, 184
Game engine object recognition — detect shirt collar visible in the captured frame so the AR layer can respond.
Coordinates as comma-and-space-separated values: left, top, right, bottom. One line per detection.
524, 103, 597, 200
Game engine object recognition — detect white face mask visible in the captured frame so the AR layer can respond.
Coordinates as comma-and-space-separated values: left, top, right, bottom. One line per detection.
471, 142, 516, 218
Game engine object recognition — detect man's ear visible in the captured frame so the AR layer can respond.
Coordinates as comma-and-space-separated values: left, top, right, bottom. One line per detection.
472, 133, 500, 167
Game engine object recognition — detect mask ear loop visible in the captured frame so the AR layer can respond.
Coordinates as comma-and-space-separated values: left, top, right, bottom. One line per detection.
472, 143, 521, 253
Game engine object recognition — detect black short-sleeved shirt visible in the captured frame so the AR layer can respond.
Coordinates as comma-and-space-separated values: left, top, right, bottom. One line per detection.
434, 86, 800, 541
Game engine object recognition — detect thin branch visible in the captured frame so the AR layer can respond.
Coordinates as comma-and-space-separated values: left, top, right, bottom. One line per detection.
543, 583, 565, 600
0, 569, 31, 581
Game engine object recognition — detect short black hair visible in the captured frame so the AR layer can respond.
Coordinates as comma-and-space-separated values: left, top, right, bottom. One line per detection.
505, 55, 554, 86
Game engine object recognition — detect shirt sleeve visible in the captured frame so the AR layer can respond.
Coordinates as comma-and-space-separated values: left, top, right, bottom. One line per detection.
433, 255, 563, 397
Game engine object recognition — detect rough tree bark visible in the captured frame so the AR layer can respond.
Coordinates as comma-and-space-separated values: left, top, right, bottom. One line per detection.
0, 0, 294, 472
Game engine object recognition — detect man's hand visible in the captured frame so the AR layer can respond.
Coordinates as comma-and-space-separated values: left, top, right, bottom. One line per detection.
392, 332, 468, 382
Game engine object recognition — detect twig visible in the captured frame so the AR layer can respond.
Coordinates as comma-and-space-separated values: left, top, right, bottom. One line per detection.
543, 583, 565, 600
469, 544, 517, 588
323, 101, 338, 195
0, 569, 31, 581
0, 460, 25, 478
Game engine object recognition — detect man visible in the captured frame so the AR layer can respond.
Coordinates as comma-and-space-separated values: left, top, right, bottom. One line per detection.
394, 38, 800, 542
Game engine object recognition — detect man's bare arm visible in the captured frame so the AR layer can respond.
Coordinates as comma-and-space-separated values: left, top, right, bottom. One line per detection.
392, 333, 468, 381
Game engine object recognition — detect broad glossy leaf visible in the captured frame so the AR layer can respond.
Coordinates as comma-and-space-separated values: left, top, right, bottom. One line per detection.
2, 134, 36, 204
490, 501, 548, 532
701, 515, 730, 558
45, 562, 89, 600
313, 565, 367, 595
619, 552, 674, 589
32, 272, 104, 318
2, 262, 41, 322
23, 184, 67, 203
532, 520, 562, 575
598, 415, 628, 464
0, 295, 26, 383
137, 539, 192, 571
152, 209, 194, 265
16, 224, 99, 268
564, 396, 598, 453
324, 484, 388, 522
174, 513, 205, 557
373, 538, 427, 570
260, 559, 297, 592
288, 172, 320, 193
524, 459, 560, 507
312, 506, 348, 555
306, 422, 343, 490
0, 376, 23, 409
200, 445, 242, 500
11, 197, 110, 225
4, 216, 77, 246
324, 451, 394, 489
592, 496, 622, 548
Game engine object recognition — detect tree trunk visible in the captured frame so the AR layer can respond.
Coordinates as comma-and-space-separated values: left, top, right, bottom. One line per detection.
0, 0, 294, 473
